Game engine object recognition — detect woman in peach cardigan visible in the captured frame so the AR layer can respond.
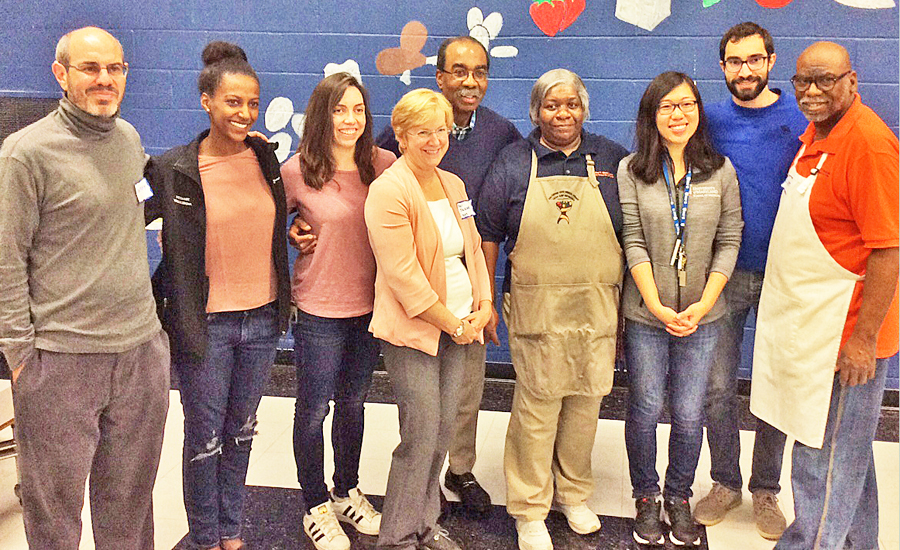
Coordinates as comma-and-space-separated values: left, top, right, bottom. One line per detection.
364, 89, 493, 550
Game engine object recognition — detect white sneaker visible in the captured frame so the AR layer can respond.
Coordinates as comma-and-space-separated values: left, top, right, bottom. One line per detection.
303, 502, 350, 550
552, 502, 601, 534
515, 519, 553, 550
330, 487, 382, 536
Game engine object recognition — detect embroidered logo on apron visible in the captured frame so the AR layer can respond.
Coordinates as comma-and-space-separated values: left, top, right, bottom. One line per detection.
549, 190, 578, 224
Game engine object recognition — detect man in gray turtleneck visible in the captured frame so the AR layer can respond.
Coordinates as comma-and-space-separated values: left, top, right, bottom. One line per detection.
0, 27, 170, 549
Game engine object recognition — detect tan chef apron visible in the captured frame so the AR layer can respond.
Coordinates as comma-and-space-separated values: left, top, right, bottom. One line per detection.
506, 151, 624, 399
750, 146, 861, 449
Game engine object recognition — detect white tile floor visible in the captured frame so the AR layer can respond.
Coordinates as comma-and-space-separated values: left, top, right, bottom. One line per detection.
0, 387, 897, 549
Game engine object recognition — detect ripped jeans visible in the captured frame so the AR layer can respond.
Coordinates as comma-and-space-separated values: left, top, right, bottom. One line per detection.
175, 302, 279, 549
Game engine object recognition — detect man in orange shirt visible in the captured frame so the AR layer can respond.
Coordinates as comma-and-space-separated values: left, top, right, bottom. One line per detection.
750, 41, 898, 550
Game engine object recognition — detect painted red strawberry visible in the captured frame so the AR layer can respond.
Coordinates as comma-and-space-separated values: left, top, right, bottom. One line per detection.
530, 0, 586, 37
755, 0, 793, 6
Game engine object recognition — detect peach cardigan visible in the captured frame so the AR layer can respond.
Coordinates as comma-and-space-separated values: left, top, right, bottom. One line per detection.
364, 156, 492, 356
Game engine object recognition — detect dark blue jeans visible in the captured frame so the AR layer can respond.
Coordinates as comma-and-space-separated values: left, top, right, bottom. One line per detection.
704, 269, 786, 493
625, 319, 721, 500
776, 358, 889, 550
175, 302, 279, 549
292, 311, 379, 511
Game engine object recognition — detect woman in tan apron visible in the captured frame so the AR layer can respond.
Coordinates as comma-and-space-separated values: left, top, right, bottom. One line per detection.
477, 69, 629, 550
617, 72, 742, 547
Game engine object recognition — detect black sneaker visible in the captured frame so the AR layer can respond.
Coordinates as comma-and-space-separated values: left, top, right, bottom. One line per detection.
444, 471, 491, 515
665, 497, 701, 546
633, 496, 666, 546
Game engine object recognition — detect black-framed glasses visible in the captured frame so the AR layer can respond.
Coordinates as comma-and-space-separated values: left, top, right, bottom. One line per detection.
66, 62, 129, 77
438, 67, 488, 82
723, 54, 770, 73
657, 100, 697, 116
790, 71, 851, 92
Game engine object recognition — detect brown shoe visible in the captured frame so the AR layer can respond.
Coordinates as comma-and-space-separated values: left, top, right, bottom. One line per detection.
752, 491, 787, 540
693, 483, 741, 526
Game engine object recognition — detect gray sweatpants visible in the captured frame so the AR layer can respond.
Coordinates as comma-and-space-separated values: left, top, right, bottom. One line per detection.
12, 330, 170, 550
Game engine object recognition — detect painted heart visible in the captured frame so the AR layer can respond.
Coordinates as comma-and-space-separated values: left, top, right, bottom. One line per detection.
530, 0, 565, 37
559, 0, 586, 31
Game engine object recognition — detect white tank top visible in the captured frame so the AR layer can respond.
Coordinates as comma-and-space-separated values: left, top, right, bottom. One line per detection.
427, 199, 474, 318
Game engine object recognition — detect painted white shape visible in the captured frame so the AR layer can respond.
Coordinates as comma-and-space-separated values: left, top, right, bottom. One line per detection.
270, 132, 293, 163
491, 45, 518, 58
467, 7, 484, 32
615, 0, 671, 31
833, 0, 894, 7
265, 97, 294, 132
400, 70, 412, 85
470, 26, 491, 50
482, 12, 503, 38
291, 113, 306, 138
145, 218, 162, 230
425, 55, 437, 66
324, 59, 363, 83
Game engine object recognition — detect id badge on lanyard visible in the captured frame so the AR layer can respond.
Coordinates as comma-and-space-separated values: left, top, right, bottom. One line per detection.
664, 164, 691, 287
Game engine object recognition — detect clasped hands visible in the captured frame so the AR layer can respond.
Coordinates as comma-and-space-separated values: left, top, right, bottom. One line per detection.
650, 301, 711, 337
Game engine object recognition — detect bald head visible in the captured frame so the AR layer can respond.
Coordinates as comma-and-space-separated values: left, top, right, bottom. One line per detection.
793, 41, 857, 139
56, 27, 123, 67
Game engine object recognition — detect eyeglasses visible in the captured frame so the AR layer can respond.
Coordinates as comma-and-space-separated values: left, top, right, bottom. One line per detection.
657, 100, 697, 116
790, 71, 851, 92
409, 127, 449, 140
66, 62, 129, 77
723, 54, 770, 73
438, 67, 488, 82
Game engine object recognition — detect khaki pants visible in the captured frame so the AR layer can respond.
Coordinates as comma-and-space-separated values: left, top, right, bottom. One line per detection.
447, 342, 486, 475
504, 381, 602, 520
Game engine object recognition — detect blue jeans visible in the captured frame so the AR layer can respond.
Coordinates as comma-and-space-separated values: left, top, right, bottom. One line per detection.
292, 311, 379, 511
625, 319, 721, 500
175, 302, 279, 549
775, 358, 888, 550
705, 269, 786, 493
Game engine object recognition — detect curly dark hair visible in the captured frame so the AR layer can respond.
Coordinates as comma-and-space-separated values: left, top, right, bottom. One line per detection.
197, 41, 258, 96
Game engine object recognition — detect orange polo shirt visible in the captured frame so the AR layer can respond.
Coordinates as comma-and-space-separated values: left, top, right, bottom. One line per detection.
795, 95, 899, 358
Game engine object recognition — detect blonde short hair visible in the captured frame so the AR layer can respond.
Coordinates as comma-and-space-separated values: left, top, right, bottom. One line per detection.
391, 89, 454, 141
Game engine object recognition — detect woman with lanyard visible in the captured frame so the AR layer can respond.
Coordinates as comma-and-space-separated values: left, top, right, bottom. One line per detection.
282, 72, 395, 550
145, 41, 291, 550
616, 71, 742, 547
477, 69, 628, 550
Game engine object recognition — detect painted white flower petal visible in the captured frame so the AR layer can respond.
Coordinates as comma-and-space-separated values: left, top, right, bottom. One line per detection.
833, 0, 894, 7
324, 59, 363, 83
425, 55, 437, 66
291, 113, 306, 138
615, 0, 670, 31
400, 70, 411, 85
265, 97, 294, 132
490, 45, 519, 58
270, 132, 293, 163
470, 26, 490, 50
483, 12, 503, 38
467, 7, 484, 30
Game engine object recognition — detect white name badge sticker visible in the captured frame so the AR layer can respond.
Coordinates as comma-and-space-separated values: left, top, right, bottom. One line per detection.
457, 199, 476, 219
134, 178, 153, 203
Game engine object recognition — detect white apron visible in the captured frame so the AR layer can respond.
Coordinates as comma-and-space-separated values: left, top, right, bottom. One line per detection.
750, 146, 861, 449
506, 151, 624, 398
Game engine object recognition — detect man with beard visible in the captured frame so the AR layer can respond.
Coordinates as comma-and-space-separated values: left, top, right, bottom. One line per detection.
693, 22, 807, 540
375, 35, 521, 516
0, 27, 170, 548
752, 41, 897, 550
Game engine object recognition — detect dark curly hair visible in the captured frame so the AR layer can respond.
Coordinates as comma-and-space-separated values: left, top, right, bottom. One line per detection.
197, 41, 258, 96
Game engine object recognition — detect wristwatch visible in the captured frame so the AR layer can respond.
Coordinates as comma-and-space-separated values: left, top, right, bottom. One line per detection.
452, 321, 465, 338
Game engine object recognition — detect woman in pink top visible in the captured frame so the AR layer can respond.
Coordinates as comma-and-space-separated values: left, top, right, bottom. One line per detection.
364, 89, 493, 550
281, 73, 396, 550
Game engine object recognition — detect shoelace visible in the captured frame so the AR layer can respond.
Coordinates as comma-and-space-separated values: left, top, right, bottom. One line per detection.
756, 493, 779, 512
353, 493, 379, 520
315, 510, 345, 538
432, 528, 450, 541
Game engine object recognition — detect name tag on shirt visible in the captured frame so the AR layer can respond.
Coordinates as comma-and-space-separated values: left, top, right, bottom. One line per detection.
134, 178, 153, 203
457, 199, 475, 219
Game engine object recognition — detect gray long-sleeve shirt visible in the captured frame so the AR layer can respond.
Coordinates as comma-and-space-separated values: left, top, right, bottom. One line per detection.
617, 154, 743, 327
0, 98, 160, 369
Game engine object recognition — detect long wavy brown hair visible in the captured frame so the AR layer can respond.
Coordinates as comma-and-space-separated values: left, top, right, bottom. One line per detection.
296, 73, 376, 190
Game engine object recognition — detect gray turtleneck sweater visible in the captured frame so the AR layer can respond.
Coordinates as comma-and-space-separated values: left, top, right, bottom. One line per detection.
0, 97, 160, 369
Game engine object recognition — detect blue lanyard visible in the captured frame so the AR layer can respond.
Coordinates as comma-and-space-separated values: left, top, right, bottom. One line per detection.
663, 163, 692, 241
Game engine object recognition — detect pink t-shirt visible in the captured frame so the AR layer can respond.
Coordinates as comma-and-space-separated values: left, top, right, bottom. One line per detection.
282, 148, 396, 318
199, 148, 277, 313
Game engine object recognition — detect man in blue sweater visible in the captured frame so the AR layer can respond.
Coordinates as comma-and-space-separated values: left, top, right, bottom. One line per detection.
694, 22, 808, 540
376, 35, 521, 516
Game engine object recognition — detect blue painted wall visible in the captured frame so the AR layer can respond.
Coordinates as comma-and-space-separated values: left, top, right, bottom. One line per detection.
7, 0, 899, 387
